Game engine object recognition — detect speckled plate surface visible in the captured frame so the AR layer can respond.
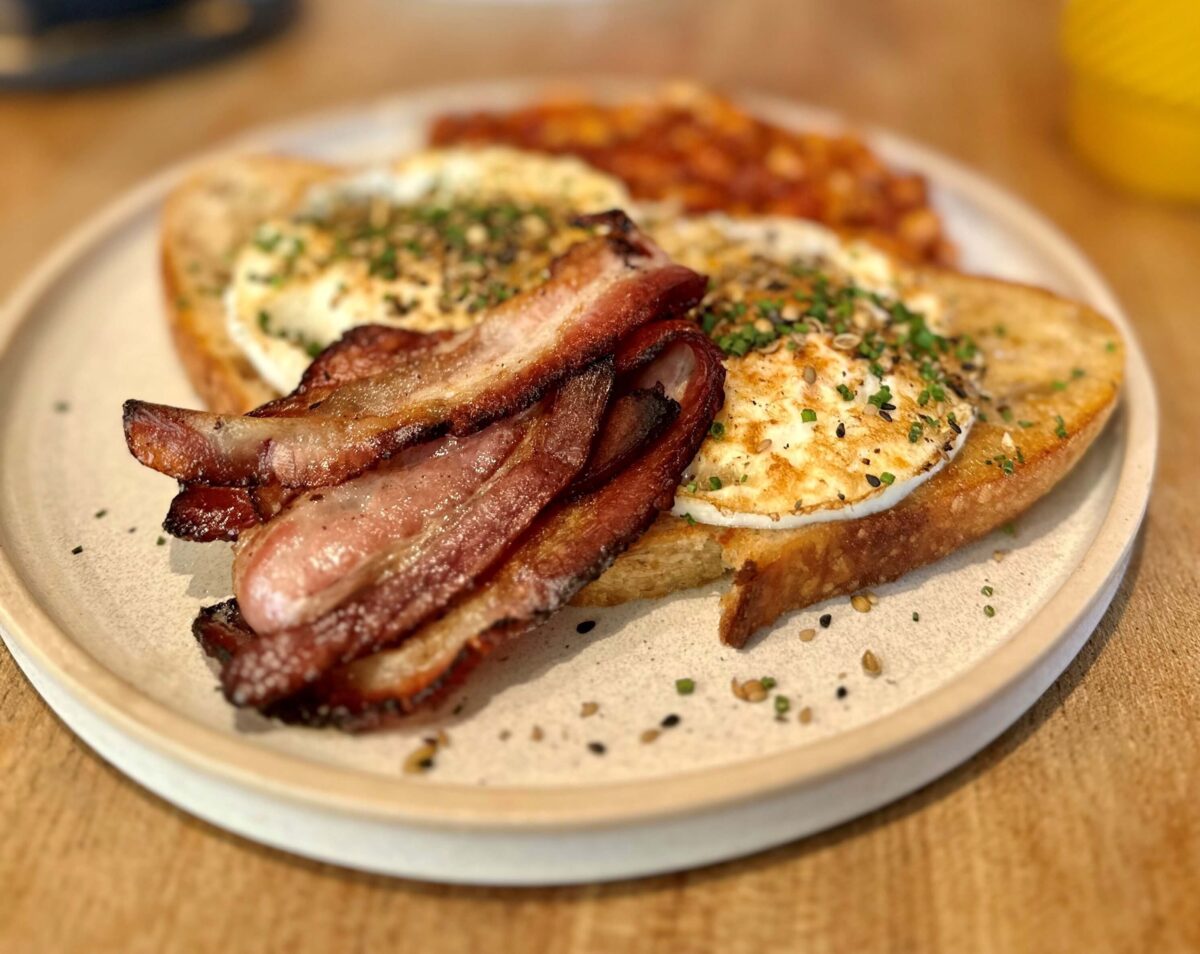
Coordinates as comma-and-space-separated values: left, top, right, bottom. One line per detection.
0, 80, 1156, 885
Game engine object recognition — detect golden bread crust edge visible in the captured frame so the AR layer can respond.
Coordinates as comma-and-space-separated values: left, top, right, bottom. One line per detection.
159, 155, 338, 414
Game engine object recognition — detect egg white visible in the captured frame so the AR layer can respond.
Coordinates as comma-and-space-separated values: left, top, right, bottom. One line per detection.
655, 214, 979, 530
226, 147, 634, 394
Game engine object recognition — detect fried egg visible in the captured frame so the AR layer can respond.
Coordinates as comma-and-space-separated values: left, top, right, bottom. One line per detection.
653, 214, 981, 530
226, 147, 634, 393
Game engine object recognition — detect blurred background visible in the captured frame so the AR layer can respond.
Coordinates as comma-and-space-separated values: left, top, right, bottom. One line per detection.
1, 0, 1197, 303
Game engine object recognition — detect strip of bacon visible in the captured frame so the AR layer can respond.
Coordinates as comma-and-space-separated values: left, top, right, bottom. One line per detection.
232, 422, 532, 635
163, 326, 466, 543
269, 321, 724, 729
565, 386, 677, 499
194, 599, 254, 662
218, 362, 614, 708
165, 486, 259, 542
125, 215, 705, 490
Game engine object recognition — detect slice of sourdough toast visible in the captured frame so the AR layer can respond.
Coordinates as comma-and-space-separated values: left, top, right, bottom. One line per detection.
161, 155, 339, 414
160, 157, 1124, 648
575, 271, 1123, 645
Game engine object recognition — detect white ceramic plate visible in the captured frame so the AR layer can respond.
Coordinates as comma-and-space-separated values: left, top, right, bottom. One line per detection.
0, 80, 1157, 885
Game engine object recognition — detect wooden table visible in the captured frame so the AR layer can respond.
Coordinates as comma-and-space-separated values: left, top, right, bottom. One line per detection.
2, 2, 1197, 951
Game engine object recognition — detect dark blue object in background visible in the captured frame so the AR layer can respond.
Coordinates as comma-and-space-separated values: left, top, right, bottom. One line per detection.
0, 0, 298, 89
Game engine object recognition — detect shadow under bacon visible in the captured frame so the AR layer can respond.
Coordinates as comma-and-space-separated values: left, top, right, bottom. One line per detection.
123, 214, 726, 730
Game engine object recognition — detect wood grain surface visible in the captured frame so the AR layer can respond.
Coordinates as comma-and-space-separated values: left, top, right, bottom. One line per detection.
1, 2, 1197, 951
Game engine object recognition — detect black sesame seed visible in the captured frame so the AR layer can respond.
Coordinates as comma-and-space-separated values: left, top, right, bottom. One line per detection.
880, 402, 896, 412
576, 619, 596, 634
836, 421, 846, 439
661, 713, 681, 728
819, 613, 832, 628
865, 474, 882, 488
836, 685, 849, 699
94, 509, 107, 519
588, 741, 607, 755
71, 545, 83, 555
948, 419, 963, 435
878, 410, 893, 422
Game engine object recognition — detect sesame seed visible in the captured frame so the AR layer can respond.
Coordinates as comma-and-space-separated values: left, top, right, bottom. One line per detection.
530, 725, 544, 742
403, 741, 438, 774
862, 649, 882, 676
803, 365, 817, 384
820, 613, 832, 628
71, 545, 83, 555
984, 605, 996, 618
836, 685, 849, 699
588, 742, 607, 756
731, 678, 768, 703
580, 701, 599, 718
851, 594, 872, 613
798, 627, 816, 642
640, 729, 661, 744
576, 619, 596, 634
661, 713, 681, 728
798, 706, 813, 725
865, 591, 879, 605
755, 438, 773, 453
992, 549, 1008, 562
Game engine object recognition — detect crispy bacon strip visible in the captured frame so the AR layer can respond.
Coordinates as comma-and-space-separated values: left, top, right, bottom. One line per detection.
164, 326, 461, 543
231, 427, 527, 636
125, 216, 705, 490
218, 363, 613, 708
194, 599, 254, 662
565, 386, 677, 499
165, 486, 259, 542
271, 321, 725, 728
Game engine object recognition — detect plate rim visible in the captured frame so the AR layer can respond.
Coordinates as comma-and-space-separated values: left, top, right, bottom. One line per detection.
0, 78, 1158, 830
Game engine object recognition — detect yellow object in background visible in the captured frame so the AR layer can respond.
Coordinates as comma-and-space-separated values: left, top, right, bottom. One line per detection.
1063, 0, 1200, 201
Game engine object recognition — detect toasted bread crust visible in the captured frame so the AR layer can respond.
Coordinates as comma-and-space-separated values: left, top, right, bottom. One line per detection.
160, 157, 1124, 647
576, 271, 1124, 645
161, 155, 338, 414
